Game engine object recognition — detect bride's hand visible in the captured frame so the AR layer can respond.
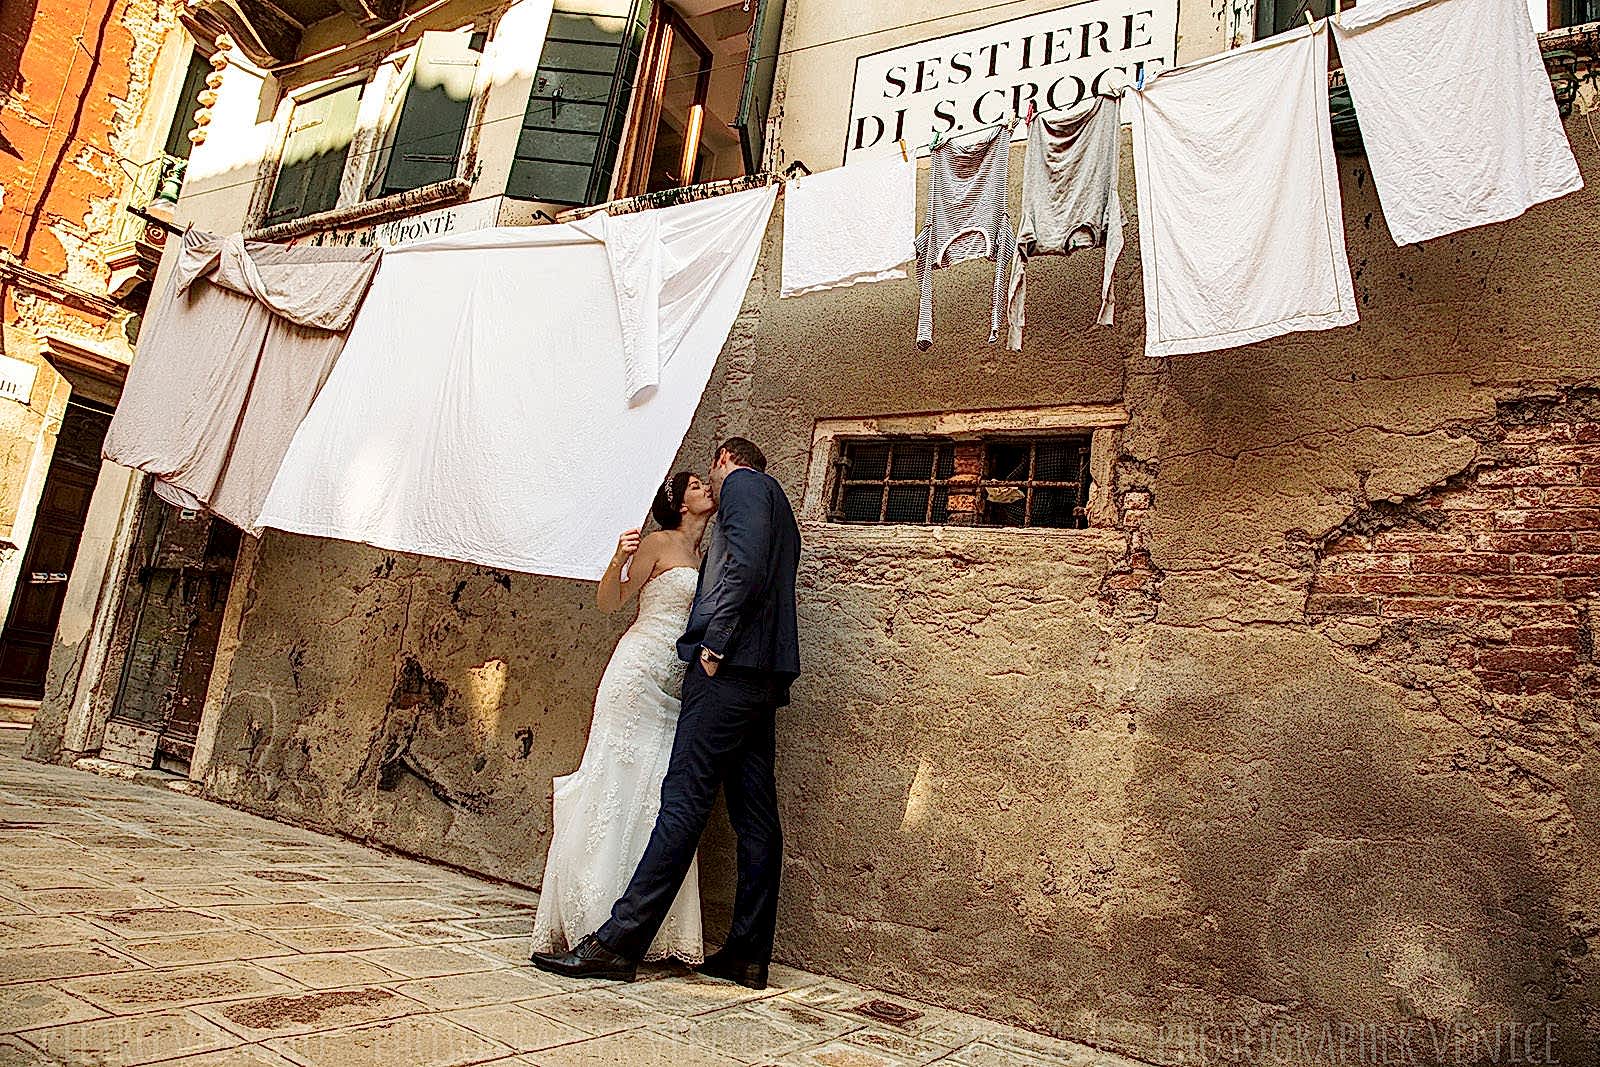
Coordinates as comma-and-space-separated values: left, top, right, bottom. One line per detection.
614, 528, 642, 561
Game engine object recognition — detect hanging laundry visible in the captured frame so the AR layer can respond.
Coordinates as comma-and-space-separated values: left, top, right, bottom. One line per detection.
1005, 96, 1125, 351
1127, 23, 1357, 359
914, 119, 1017, 350
1331, 0, 1582, 246
780, 154, 916, 297
255, 186, 777, 581
102, 229, 381, 532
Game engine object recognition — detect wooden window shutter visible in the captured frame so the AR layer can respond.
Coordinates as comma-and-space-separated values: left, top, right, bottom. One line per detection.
734, 0, 784, 174
506, 0, 651, 206
379, 29, 484, 195
265, 81, 363, 224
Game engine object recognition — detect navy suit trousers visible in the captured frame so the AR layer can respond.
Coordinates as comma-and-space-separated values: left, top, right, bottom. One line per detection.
596, 659, 783, 963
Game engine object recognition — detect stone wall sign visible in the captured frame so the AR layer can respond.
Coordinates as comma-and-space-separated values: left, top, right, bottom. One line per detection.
844, 0, 1179, 163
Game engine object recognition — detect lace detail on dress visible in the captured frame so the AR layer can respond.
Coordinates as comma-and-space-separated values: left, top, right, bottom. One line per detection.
531, 566, 703, 965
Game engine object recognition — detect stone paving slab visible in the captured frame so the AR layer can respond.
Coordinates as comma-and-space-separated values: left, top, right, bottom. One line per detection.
0, 984, 107, 1032
0, 733, 1150, 1067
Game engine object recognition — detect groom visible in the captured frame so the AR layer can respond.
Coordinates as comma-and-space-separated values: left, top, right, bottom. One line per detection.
532, 436, 801, 989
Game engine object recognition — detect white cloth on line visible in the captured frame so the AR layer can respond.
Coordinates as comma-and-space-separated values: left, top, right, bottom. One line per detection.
1331, 0, 1582, 246
1127, 22, 1357, 359
780, 155, 915, 297
256, 186, 777, 580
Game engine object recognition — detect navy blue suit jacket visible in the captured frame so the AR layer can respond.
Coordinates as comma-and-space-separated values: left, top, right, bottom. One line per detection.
678, 467, 801, 692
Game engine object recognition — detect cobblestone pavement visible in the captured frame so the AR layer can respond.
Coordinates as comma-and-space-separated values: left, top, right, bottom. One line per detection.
0, 732, 1150, 1067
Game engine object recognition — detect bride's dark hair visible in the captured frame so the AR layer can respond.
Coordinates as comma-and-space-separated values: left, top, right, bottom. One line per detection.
651, 472, 695, 530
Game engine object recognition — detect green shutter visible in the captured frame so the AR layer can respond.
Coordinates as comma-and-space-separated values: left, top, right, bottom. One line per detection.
507, 0, 651, 206
735, 0, 784, 175
265, 81, 363, 224
162, 51, 212, 162
380, 30, 484, 195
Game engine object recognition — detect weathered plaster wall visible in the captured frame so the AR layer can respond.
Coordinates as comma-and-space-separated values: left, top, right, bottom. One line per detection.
201, 100, 1600, 1067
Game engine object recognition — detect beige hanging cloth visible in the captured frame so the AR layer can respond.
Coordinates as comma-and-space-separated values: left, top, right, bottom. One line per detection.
103, 229, 382, 532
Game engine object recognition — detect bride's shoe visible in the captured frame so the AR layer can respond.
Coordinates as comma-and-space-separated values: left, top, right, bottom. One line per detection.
695, 948, 769, 990
530, 935, 637, 982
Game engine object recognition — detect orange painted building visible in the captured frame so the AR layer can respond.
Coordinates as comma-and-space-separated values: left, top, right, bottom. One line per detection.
0, 0, 200, 713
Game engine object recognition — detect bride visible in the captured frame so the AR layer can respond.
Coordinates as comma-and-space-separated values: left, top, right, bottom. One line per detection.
530, 471, 715, 965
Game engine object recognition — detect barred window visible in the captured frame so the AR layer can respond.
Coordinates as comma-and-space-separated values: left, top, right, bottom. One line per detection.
830, 435, 1090, 529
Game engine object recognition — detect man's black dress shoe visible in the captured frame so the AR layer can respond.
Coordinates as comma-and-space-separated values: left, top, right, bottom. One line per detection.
695, 948, 769, 990
530, 934, 637, 982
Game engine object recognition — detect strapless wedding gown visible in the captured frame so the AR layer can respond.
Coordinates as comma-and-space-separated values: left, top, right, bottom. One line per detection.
530, 566, 703, 963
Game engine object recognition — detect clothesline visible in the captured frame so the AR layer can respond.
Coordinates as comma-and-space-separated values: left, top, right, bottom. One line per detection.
101, 0, 1585, 583
782, 0, 1583, 360
172, 4, 1356, 212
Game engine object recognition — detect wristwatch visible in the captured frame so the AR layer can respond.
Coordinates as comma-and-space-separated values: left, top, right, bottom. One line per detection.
700, 647, 723, 663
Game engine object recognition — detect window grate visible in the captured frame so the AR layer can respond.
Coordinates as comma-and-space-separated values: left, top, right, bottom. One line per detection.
830, 435, 1090, 529
831, 439, 955, 525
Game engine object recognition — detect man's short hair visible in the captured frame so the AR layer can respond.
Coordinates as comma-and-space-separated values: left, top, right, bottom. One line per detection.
716, 437, 767, 472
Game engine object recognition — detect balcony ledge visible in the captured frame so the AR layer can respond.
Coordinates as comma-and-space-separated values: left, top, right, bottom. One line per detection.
243, 177, 471, 243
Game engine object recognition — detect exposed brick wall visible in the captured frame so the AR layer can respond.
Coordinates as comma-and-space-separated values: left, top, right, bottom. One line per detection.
1098, 456, 1163, 622
1307, 390, 1600, 703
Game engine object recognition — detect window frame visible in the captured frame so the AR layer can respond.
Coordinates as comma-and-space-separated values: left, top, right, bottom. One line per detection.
803, 406, 1129, 533
829, 433, 1093, 530
623, 4, 713, 196
1557, 0, 1600, 26
253, 19, 492, 231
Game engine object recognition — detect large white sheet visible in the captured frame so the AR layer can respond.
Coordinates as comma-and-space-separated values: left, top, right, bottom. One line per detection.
1332, 0, 1582, 247
256, 186, 777, 579
1128, 23, 1358, 358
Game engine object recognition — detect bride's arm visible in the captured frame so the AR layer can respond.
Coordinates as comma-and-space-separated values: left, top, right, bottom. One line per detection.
596, 529, 659, 613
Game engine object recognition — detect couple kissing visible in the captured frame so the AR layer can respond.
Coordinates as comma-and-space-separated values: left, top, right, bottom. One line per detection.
529, 436, 801, 989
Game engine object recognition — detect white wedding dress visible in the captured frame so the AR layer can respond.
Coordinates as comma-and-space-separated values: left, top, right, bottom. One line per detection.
530, 566, 703, 963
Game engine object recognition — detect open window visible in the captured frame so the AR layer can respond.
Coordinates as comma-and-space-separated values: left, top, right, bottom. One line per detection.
622, 6, 714, 193
507, 0, 785, 206
1254, 0, 1353, 38
264, 80, 364, 224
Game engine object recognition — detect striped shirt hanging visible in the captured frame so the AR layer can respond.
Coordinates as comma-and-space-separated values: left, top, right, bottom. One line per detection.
913, 118, 1018, 350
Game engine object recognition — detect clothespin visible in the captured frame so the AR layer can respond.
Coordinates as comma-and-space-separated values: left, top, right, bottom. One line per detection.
1303, 8, 1314, 25
897, 138, 908, 162
1024, 101, 1037, 124
1135, 67, 1146, 90
929, 126, 943, 151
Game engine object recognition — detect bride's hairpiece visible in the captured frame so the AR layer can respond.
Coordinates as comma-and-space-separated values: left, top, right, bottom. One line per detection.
661, 477, 676, 509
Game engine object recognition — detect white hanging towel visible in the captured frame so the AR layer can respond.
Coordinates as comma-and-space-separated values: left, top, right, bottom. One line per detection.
1127, 23, 1357, 359
780, 155, 915, 297
255, 186, 777, 580
1331, 0, 1582, 246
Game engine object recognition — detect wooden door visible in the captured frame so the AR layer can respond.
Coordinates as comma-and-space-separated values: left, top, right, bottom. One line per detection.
108, 498, 240, 770
0, 402, 113, 699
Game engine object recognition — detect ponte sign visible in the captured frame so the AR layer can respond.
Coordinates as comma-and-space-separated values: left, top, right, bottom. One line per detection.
844, 0, 1179, 162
